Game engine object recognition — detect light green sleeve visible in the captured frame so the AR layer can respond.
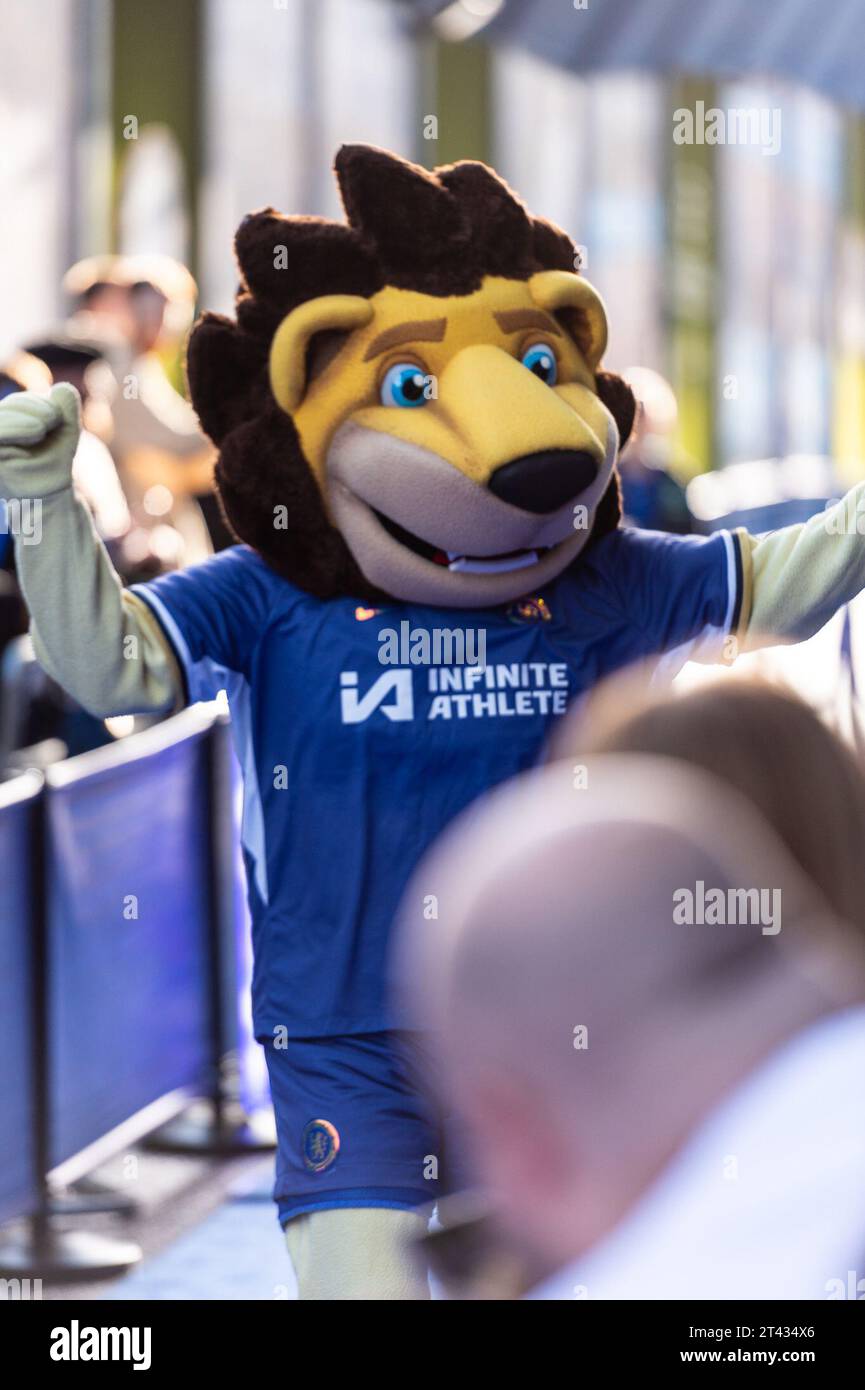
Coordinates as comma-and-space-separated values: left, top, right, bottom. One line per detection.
0, 384, 183, 717
738, 483, 865, 650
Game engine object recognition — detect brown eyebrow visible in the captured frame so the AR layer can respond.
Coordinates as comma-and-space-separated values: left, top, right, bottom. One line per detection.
493, 308, 561, 337
363, 317, 447, 362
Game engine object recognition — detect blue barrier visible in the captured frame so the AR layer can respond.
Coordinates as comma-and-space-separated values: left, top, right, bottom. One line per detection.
45, 709, 215, 1170
0, 772, 41, 1226
0, 706, 271, 1277
141, 714, 275, 1154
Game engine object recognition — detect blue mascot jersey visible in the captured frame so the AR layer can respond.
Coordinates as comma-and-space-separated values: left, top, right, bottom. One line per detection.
134, 526, 743, 1039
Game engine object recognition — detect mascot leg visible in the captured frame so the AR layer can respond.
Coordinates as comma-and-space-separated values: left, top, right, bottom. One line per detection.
285, 1207, 429, 1300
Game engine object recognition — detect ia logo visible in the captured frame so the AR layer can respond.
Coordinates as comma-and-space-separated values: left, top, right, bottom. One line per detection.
340, 670, 414, 724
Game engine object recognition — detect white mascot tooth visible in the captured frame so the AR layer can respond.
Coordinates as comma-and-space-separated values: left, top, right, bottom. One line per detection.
448, 551, 539, 574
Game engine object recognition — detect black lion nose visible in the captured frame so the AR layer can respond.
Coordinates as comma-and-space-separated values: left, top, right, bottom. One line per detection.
488, 449, 598, 513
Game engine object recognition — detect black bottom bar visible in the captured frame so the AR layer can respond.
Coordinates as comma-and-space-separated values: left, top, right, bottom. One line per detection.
6, 1297, 863, 1373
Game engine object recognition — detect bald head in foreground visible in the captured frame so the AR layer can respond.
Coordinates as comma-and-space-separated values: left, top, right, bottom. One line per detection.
395, 754, 865, 1299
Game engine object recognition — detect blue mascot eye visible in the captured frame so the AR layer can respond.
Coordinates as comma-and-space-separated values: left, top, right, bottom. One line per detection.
380, 362, 429, 408
521, 342, 558, 386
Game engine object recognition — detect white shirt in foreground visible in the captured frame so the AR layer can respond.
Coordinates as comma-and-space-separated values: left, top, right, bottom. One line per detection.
527, 1006, 865, 1300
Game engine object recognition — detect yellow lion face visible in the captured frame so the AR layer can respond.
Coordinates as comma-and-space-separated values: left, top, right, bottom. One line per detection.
268, 271, 619, 607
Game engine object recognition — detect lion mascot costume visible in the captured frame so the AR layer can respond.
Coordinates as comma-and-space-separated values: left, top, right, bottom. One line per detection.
3, 145, 865, 1299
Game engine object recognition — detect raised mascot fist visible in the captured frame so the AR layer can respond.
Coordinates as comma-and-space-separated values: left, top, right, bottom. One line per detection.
0, 382, 82, 501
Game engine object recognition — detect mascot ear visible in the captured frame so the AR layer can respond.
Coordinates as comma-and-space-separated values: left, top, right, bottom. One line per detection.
529, 270, 608, 371
269, 295, 373, 414
585, 370, 633, 550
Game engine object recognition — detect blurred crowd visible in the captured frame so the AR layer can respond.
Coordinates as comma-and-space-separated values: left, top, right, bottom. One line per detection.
0, 255, 230, 764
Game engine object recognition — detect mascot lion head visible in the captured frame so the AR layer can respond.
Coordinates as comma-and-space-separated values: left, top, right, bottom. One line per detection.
187, 144, 635, 608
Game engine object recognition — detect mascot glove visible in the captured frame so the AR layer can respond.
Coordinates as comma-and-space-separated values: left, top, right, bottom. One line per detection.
0, 383, 81, 501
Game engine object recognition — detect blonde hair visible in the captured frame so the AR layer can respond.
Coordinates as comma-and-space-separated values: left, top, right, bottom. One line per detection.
560, 674, 865, 942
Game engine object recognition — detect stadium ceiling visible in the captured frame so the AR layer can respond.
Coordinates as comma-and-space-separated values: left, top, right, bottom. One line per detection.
402, 0, 865, 110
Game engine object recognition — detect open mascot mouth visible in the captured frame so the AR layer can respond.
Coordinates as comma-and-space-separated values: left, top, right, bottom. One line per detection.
373, 509, 548, 575
322, 419, 618, 607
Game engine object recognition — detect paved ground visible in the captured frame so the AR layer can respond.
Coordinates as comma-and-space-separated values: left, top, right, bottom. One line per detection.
3, 1117, 295, 1301
103, 1161, 295, 1301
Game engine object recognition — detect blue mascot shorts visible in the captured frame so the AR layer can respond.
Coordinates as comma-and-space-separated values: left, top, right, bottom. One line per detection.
262, 1031, 471, 1225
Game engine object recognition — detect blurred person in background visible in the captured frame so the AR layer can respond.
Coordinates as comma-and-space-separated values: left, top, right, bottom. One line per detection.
63, 253, 222, 562
557, 670, 865, 942
21, 340, 132, 555
398, 753, 865, 1299
617, 366, 693, 534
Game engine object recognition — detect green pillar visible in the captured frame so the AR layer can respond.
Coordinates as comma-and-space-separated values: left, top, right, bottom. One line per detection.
833, 113, 865, 485
110, 0, 202, 271
416, 36, 491, 168
665, 77, 717, 476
